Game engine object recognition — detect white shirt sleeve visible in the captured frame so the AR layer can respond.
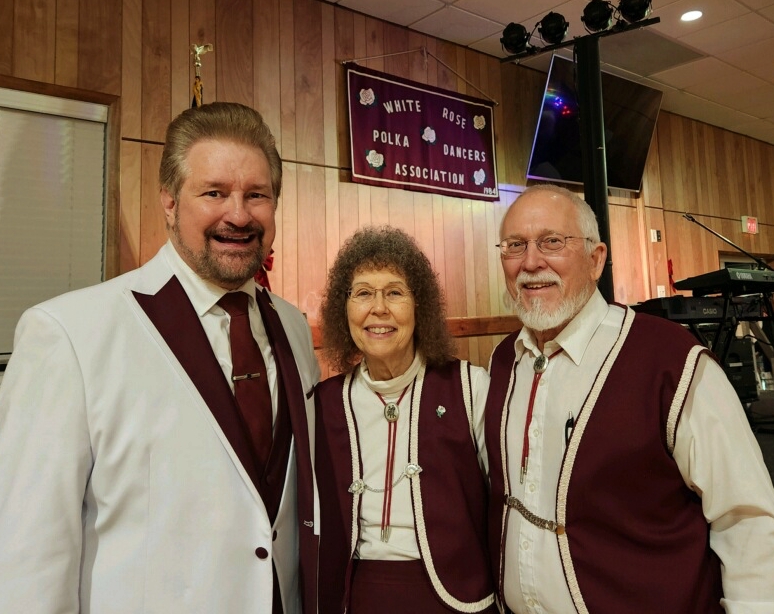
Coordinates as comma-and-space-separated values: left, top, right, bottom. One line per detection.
674, 354, 774, 613
469, 364, 490, 476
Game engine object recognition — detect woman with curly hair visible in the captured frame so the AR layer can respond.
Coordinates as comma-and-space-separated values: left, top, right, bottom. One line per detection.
315, 226, 496, 613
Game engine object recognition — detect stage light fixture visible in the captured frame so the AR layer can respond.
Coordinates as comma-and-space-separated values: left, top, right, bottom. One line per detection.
538, 12, 569, 45
500, 22, 530, 55
581, 0, 614, 33
618, 0, 652, 23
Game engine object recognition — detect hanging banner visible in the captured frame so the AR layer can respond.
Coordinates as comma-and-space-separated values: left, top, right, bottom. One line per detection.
346, 63, 498, 201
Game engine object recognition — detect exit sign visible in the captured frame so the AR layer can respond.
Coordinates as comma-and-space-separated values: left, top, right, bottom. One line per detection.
742, 215, 758, 234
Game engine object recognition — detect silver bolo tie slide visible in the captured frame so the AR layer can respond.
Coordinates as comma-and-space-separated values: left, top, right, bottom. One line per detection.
533, 354, 549, 373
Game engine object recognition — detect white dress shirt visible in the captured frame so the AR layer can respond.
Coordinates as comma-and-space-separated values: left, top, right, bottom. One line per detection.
351, 354, 490, 561
503, 289, 774, 614
164, 244, 279, 421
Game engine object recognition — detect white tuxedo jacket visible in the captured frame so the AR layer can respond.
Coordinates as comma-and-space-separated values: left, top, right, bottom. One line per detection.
0, 245, 320, 613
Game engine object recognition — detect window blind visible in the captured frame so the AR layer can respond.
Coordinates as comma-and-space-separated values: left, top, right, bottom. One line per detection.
0, 89, 107, 370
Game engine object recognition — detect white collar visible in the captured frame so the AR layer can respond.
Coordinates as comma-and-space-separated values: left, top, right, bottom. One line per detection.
358, 352, 424, 396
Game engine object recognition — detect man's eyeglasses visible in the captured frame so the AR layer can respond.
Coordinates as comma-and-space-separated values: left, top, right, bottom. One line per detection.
347, 284, 413, 304
495, 235, 592, 259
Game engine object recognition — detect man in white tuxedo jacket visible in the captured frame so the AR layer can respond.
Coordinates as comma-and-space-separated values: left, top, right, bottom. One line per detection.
0, 102, 320, 613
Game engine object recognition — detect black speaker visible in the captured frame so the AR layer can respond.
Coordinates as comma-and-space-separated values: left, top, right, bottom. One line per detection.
723, 337, 759, 403
753, 431, 774, 485
749, 396, 774, 485
695, 324, 759, 404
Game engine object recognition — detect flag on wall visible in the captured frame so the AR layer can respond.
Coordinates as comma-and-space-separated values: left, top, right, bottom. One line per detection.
346, 63, 498, 201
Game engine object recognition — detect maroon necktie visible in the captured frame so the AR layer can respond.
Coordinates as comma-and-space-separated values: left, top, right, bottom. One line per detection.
218, 291, 273, 473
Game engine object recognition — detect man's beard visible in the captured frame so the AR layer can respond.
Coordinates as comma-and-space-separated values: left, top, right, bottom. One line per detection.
171, 213, 266, 287
509, 272, 594, 333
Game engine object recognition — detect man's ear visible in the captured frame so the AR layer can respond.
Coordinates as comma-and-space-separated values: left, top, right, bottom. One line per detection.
160, 188, 176, 226
590, 242, 608, 282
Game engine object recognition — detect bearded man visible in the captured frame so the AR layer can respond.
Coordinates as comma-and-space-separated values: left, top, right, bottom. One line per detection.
0, 102, 319, 613
485, 184, 774, 613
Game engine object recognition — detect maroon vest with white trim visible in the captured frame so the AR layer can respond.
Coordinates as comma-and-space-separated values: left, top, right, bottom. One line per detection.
485, 309, 724, 613
315, 360, 495, 613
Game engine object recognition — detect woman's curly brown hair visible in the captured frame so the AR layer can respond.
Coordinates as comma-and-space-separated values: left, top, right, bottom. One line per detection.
320, 226, 456, 374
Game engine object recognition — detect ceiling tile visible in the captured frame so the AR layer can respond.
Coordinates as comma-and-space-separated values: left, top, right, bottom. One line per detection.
737, 0, 774, 9
731, 86, 774, 117
667, 94, 750, 130
651, 0, 684, 8
731, 119, 761, 136
684, 69, 768, 100
452, 0, 566, 28
678, 12, 774, 55
338, 0, 444, 27
410, 6, 503, 45
659, 89, 709, 118
599, 27, 704, 75
720, 37, 774, 81
730, 120, 774, 144
469, 31, 509, 58
685, 70, 767, 109
650, 56, 729, 88
651, 0, 748, 40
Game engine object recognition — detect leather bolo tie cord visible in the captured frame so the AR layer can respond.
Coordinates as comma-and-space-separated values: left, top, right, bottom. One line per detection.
374, 384, 411, 542
521, 348, 563, 484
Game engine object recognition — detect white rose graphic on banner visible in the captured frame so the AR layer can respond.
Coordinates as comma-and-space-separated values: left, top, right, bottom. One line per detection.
365, 149, 385, 171
421, 127, 437, 144
473, 115, 486, 130
359, 88, 376, 107
473, 169, 486, 185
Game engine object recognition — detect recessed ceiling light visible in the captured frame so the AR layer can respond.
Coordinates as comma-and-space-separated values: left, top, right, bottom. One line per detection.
681, 10, 703, 22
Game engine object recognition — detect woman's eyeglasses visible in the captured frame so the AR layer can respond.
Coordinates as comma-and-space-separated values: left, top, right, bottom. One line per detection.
347, 284, 413, 304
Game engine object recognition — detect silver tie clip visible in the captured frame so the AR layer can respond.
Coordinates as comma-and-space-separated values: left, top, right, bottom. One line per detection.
232, 372, 261, 381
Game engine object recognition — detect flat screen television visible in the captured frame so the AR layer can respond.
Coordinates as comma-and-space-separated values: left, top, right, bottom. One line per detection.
527, 55, 663, 193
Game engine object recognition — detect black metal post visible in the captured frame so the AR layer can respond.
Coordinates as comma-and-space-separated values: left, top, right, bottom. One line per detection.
575, 35, 614, 302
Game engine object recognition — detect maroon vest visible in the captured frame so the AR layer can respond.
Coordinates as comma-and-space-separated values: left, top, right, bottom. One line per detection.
315, 360, 495, 613
486, 309, 723, 613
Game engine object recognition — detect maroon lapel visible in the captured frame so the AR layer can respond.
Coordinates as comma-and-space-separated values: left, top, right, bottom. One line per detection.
255, 288, 318, 614
133, 276, 261, 486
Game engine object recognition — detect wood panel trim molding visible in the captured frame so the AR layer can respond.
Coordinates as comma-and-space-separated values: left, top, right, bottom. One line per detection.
446, 315, 520, 337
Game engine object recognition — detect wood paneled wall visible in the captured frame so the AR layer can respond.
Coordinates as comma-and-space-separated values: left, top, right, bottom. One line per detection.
3, 0, 774, 371
657, 112, 774, 287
